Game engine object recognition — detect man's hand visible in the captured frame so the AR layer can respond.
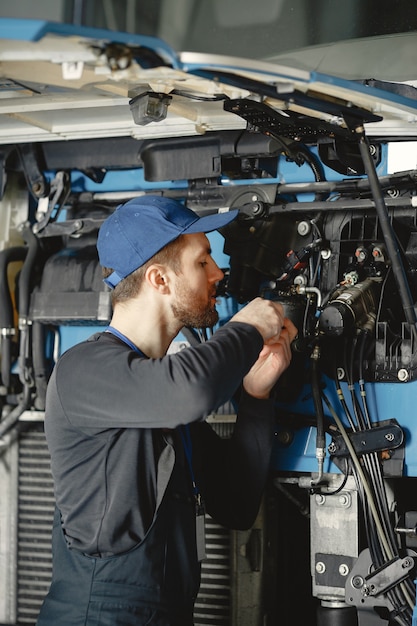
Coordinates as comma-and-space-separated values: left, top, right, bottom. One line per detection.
243, 318, 298, 400
230, 297, 286, 344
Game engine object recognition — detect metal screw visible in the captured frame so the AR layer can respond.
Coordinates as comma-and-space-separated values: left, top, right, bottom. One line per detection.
338, 494, 350, 507
32, 182, 45, 196
351, 575, 364, 589
316, 561, 326, 574
297, 221, 311, 236
251, 202, 263, 215
328, 441, 337, 454
339, 564, 349, 576
398, 368, 409, 382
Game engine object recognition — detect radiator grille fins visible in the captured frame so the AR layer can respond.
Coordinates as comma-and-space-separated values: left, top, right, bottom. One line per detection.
194, 517, 231, 625
15, 423, 232, 625
17, 426, 54, 625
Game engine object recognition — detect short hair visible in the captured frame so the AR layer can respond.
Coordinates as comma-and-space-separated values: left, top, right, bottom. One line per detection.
102, 234, 187, 305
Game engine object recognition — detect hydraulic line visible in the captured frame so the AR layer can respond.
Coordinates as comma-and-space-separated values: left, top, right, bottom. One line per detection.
311, 344, 326, 486
343, 336, 399, 565
323, 393, 415, 615
357, 332, 399, 556
356, 334, 416, 615
356, 127, 417, 336
323, 391, 393, 560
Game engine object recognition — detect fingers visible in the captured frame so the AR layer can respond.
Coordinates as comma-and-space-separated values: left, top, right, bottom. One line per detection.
230, 298, 299, 348
230, 298, 285, 342
280, 326, 294, 362
285, 318, 298, 343
265, 317, 298, 346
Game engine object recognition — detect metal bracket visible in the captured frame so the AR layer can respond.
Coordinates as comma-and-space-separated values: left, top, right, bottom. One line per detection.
328, 419, 404, 458
33, 171, 71, 234
17, 143, 49, 199
346, 548, 415, 610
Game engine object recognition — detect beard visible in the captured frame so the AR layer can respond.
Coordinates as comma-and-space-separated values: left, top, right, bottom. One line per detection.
171, 277, 219, 329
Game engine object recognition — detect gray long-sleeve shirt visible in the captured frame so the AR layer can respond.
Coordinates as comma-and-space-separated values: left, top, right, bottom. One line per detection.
45, 321, 276, 556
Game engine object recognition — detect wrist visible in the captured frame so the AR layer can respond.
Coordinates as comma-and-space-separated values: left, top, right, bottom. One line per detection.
242, 383, 271, 400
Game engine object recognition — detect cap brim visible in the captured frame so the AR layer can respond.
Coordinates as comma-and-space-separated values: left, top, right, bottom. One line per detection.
183, 209, 238, 234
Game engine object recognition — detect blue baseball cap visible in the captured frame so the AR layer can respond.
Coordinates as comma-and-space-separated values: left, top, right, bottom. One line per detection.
97, 195, 238, 288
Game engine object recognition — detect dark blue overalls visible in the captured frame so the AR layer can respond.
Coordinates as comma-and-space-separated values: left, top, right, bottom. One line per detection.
36, 435, 200, 626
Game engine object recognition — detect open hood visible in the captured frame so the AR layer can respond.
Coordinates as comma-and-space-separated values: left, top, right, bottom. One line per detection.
1, 18, 417, 145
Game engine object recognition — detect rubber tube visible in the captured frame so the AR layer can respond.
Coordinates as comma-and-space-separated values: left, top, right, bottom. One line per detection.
0, 246, 27, 387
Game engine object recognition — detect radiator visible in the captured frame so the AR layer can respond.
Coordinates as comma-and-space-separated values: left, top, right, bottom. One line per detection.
11, 421, 233, 626
16, 425, 54, 625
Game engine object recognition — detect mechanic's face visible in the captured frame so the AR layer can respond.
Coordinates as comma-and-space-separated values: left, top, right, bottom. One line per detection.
171, 233, 224, 328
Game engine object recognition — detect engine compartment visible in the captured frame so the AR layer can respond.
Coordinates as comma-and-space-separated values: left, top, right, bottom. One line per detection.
2, 20, 417, 624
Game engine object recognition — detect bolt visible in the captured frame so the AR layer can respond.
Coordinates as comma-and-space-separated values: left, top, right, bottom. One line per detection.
321, 249, 331, 260
251, 202, 263, 215
293, 274, 307, 286
316, 561, 326, 574
339, 494, 350, 507
297, 221, 311, 237
315, 494, 326, 506
385, 433, 394, 442
351, 575, 364, 589
398, 368, 409, 382
32, 182, 44, 196
328, 441, 337, 454
339, 564, 350, 577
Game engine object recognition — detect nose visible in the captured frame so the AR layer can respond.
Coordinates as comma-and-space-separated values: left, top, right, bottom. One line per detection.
208, 257, 224, 283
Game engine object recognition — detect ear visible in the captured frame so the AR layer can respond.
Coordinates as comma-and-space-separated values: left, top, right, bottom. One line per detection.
144, 264, 171, 294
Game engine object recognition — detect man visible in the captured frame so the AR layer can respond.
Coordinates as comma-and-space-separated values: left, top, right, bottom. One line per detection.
37, 195, 297, 626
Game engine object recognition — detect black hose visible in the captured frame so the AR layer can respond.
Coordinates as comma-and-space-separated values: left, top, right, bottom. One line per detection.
311, 349, 325, 450
291, 143, 329, 201
310, 344, 326, 485
32, 322, 48, 411
17, 224, 39, 388
0, 246, 27, 387
18, 224, 39, 319
356, 128, 417, 334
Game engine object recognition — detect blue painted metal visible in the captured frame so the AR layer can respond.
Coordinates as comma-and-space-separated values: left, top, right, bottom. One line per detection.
272, 376, 417, 476
0, 18, 180, 67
